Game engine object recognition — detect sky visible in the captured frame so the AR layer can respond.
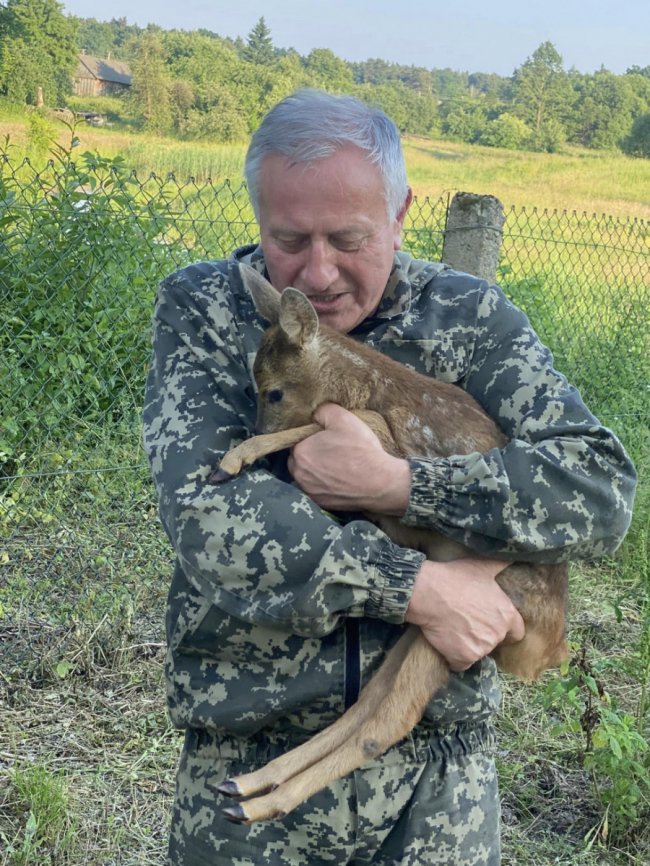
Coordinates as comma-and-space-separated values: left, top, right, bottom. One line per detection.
59, 0, 649, 78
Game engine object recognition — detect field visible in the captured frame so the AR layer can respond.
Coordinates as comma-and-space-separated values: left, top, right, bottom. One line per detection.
2, 106, 650, 217
1, 109, 649, 865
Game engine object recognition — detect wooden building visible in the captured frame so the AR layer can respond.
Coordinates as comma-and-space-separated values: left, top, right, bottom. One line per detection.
73, 52, 132, 98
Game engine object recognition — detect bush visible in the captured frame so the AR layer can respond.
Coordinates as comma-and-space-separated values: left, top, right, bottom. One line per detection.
480, 113, 532, 150
66, 94, 135, 125
0, 136, 179, 474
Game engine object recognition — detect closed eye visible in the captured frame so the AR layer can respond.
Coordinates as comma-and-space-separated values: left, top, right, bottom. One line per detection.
331, 233, 367, 252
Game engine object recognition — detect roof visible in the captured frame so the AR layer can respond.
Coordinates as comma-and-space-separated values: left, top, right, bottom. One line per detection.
76, 53, 132, 86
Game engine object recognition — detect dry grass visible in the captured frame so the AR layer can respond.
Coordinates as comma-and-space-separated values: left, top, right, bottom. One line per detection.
402, 136, 650, 219
0, 507, 181, 865
3, 522, 647, 864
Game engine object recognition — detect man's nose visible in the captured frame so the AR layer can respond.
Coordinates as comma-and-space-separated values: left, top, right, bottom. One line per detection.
301, 242, 338, 291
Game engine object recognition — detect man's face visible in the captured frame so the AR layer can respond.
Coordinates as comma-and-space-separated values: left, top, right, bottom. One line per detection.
258, 145, 412, 333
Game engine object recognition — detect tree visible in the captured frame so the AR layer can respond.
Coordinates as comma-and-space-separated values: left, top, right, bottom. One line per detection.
74, 17, 117, 58
73, 17, 140, 61
159, 29, 299, 140
183, 89, 248, 142
168, 78, 194, 134
303, 48, 354, 91
109, 16, 142, 54
351, 57, 393, 85
0, 0, 78, 105
430, 68, 469, 100
571, 70, 645, 149
439, 98, 488, 144
626, 65, 650, 79
512, 41, 573, 151
129, 30, 172, 134
622, 113, 650, 157
468, 72, 510, 102
359, 82, 410, 131
241, 16, 275, 65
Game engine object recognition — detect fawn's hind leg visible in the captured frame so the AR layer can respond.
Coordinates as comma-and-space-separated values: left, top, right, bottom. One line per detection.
219, 629, 448, 823
217, 628, 421, 802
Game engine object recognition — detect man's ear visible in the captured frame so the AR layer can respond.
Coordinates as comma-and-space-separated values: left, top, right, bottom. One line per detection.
393, 187, 413, 250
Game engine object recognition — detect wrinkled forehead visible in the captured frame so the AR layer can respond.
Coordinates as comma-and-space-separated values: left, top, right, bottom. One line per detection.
258, 148, 390, 221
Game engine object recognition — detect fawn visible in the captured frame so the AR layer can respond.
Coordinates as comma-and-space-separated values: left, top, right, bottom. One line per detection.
210, 263, 569, 824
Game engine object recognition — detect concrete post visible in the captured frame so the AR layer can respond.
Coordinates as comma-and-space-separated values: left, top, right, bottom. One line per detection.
442, 191, 505, 282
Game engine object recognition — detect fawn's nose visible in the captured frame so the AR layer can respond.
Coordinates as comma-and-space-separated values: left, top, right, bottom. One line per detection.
300, 241, 339, 292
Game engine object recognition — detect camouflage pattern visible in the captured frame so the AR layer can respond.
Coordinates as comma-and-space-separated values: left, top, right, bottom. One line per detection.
143, 244, 636, 863
169, 723, 500, 865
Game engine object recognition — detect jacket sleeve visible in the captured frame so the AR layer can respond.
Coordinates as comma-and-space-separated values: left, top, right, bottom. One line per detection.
402, 280, 637, 562
143, 264, 425, 636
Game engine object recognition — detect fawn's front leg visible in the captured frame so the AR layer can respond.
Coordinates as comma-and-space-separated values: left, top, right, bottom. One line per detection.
209, 423, 322, 482
209, 408, 396, 483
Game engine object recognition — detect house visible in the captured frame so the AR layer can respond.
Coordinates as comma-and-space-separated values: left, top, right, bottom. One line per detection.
73, 52, 132, 98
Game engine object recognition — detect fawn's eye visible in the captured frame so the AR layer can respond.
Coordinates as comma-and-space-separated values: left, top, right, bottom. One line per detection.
267, 389, 284, 404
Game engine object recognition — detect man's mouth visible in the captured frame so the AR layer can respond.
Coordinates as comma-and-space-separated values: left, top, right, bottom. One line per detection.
306, 293, 345, 310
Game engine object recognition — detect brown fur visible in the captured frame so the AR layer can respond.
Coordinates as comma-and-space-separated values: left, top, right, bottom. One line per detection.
212, 265, 569, 823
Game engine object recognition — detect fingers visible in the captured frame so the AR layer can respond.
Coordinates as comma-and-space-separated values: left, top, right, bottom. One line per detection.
478, 559, 525, 644
406, 558, 527, 672
312, 402, 353, 428
506, 608, 526, 644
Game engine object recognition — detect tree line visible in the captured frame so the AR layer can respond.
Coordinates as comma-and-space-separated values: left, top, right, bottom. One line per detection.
1, 1, 649, 157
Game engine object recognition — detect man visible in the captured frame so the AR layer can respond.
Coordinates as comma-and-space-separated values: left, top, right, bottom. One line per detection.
143, 89, 636, 865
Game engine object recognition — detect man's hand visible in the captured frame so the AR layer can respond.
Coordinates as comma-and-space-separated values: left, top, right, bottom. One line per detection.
406, 558, 525, 671
288, 403, 411, 515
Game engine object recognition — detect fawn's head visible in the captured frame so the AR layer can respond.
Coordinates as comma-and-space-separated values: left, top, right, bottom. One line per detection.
241, 265, 327, 434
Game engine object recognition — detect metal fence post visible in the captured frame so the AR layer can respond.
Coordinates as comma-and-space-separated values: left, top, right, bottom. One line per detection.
442, 191, 505, 282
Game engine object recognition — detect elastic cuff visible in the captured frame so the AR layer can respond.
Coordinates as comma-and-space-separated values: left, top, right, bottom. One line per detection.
402, 456, 451, 527
365, 541, 426, 623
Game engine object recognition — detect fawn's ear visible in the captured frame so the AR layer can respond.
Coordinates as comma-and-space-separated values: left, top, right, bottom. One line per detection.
240, 264, 280, 324
279, 289, 319, 348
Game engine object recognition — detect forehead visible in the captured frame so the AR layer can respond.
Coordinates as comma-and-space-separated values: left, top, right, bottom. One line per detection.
258, 146, 389, 228
253, 332, 306, 384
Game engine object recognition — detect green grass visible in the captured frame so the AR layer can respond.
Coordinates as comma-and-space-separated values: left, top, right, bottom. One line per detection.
3, 765, 78, 865
120, 139, 249, 182
498, 555, 650, 865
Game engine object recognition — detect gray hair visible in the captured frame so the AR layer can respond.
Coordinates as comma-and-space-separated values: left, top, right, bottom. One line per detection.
245, 89, 409, 221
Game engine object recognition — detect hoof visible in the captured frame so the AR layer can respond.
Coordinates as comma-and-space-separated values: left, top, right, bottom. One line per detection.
222, 803, 249, 824
209, 468, 233, 484
216, 779, 242, 798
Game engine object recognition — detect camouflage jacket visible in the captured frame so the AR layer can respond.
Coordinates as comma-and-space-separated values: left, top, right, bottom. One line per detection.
143, 245, 636, 740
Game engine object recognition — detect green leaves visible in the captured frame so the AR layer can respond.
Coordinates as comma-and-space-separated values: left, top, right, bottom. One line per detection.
1, 136, 177, 480
543, 643, 650, 835
0, 0, 78, 106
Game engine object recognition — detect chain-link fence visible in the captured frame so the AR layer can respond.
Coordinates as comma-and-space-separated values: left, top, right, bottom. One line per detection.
1, 153, 649, 562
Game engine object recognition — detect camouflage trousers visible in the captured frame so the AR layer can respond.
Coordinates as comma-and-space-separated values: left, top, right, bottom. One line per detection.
168, 722, 501, 865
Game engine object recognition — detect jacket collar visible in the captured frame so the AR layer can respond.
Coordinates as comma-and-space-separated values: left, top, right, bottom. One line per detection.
231, 245, 447, 329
